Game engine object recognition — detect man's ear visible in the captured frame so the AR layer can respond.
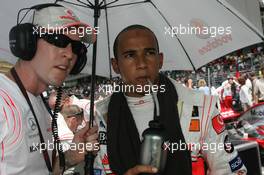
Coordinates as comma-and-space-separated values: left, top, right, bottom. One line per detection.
158, 52, 164, 69
111, 57, 120, 74
69, 117, 77, 126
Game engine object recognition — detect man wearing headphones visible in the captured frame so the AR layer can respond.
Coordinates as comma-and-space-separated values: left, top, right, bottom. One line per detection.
0, 4, 98, 175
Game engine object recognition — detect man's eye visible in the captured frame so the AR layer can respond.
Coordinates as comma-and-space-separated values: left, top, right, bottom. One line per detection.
124, 53, 134, 59
146, 51, 156, 56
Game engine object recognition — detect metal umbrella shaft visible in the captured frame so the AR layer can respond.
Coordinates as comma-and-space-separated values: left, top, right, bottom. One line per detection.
84, 1, 100, 175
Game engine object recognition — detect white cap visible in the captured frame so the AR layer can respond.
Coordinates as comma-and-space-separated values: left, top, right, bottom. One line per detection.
31, 5, 96, 43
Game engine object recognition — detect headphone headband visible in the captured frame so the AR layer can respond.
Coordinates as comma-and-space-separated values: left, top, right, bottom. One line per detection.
17, 3, 62, 24
30, 3, 63, 11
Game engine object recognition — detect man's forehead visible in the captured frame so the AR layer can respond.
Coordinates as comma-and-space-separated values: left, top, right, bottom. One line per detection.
119, 29, 155, 41
118, 29, 157, 48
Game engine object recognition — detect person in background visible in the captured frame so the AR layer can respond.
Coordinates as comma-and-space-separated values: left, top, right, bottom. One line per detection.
197, 79, 210, 95
61, 105, 84, 134
221, 76, 234, 110
59, 105, 88, 175
243, 73, 252, 96
254, 67, 264, 103
237, 76, 253, 111
250, 72, 258, 103
184, 78, 193, 89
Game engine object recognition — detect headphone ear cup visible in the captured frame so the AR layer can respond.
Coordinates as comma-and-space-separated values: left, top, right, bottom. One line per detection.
9, 23, 38, 60
70, 46, 87, 75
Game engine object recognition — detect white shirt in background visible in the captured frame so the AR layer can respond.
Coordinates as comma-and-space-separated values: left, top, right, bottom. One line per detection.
255, 79, 264, 101
239, 85, 253, 106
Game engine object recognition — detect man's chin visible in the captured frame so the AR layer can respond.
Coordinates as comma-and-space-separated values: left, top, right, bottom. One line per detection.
135, 79, 149, 86
127, 84, 152, 95
50, 78, 65, 87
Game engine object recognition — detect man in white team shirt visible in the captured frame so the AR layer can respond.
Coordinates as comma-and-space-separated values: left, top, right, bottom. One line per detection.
0, 4, 98, 175
92, 25, 247, 175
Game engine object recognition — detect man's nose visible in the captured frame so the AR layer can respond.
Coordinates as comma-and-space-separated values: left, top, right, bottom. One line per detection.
136, 54, 147, 69
63, 44, 74, 61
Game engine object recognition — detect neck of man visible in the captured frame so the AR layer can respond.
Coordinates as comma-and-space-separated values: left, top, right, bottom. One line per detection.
124, 78, 160, 97
125, 91, 146, 97
6, 61, 47, 96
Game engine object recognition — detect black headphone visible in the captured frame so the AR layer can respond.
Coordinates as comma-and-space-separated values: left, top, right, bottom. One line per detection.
9, 3, 87, 75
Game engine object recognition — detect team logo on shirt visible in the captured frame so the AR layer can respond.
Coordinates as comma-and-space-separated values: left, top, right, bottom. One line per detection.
100, 121, 106, 128
212, 114, 225, 134
27, 116, 39, 139
229, 155, 243, 172
134, 99, 150, 106
224, 135, 234, 153
99, 131, 107, 145
102, 154, 116, 174
189, 119, 200, 132
28, 117, 37, 131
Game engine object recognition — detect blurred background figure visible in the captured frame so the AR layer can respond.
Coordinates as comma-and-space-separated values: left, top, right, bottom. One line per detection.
250, 72, 258, 103
221, 76, 235, 110
61, 105, 84, 134
59, 105, 85, 175
254, 67, 264, 103
237, 76, 253, 111
183, 78, 193, 89
198, 79, 210, 95
243, 73, 252, 95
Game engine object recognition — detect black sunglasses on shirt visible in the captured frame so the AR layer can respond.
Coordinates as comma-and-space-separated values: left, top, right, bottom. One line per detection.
39, 33, 87, 56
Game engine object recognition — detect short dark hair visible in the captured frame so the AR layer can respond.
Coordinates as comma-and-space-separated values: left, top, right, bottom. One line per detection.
250, 72, 256, 77
238, 77, 246, 85
113, 24, 159, 59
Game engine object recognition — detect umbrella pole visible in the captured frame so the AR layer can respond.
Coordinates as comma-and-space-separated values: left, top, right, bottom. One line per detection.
104, 0, 112, 79
85, 1, 100, 175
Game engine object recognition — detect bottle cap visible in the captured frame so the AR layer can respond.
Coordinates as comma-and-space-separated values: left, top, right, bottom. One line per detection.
149, 120, 163, 129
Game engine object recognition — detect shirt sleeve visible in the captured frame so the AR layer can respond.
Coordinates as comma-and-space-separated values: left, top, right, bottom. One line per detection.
0, 107, 8, 142
0, 89, 23, 158
202, 106, 247, 175
0, 96, 10, 160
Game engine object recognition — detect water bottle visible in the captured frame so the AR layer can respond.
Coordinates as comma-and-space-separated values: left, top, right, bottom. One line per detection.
140, 120, 167, 173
